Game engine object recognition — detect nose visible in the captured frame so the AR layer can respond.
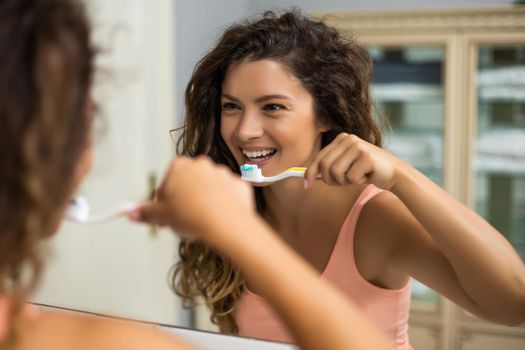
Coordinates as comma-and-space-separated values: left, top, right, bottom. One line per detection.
235, 108, 264, 141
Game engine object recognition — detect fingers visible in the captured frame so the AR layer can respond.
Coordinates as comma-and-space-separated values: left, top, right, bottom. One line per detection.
345, 154, 373, 185
331, 146, 360, 185
305, 133, 344, 187
128, 202, 168, 227
318, 144, 347, 186
308, 133, 368, 187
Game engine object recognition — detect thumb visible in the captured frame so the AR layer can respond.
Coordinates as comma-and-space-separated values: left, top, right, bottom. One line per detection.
304, 162, 319, 189
128, 202, 168, 227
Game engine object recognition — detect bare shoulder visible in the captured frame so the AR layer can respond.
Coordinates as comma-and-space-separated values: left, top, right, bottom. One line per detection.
17, 310, 194, 350
358, 189, 422, 243
354, 189, 417, 288
356, 189, 404, 244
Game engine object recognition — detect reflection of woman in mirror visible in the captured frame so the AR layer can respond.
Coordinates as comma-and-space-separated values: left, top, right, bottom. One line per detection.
0, 1, 391, 349
173, 10, 525, 349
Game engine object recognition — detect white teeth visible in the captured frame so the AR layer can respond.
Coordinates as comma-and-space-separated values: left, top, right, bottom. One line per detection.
242, 149, 275, 158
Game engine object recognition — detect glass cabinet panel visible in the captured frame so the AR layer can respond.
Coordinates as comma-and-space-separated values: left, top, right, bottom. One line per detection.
474, 45, 525, 261
368, 47, 444, 310
369, 47, 444, 186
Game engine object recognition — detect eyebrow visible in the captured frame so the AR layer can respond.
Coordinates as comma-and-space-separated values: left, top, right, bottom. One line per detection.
221, 93, 292, 103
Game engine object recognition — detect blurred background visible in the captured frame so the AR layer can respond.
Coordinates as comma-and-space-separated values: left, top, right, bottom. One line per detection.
32, 1, 524, 349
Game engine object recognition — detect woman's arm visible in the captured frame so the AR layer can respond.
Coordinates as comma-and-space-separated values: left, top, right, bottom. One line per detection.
389, 162, 525, 325
306, 132, 525, 325
136, 156, 391, 350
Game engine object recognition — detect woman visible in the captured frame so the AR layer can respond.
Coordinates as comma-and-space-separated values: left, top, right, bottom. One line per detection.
172, 9, 525, 349
0, 1, 390, 349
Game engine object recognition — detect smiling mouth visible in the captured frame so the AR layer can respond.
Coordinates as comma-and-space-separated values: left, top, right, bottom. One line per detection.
242, 148, 277, 163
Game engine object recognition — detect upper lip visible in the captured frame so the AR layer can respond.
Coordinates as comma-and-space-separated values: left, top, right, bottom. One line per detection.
240, 146, 276, 151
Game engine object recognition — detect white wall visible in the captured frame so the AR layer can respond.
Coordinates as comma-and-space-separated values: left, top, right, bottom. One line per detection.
174, 0, 515, 122
34, 0, 181, 326
174, 0, 252, 121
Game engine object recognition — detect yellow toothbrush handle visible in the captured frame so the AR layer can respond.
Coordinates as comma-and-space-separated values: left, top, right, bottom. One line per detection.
287, 167, 306, 172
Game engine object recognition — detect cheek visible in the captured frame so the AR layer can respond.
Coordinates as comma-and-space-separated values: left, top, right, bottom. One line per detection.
220, 117, 236, 146
282, 118, 323, 159
220, 118, 244, 165
219, 117, 228, 140
72, 145, 93, 193
80, 146, 93, 177
276, 115, 318, 147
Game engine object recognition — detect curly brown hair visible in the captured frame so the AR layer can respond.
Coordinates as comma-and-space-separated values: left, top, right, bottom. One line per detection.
0, 0, 95, 346
173, 9, 383, 333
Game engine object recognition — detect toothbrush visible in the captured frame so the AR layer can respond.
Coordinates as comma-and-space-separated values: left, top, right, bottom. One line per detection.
65, 196, 141, 223
240, 164, 315, 183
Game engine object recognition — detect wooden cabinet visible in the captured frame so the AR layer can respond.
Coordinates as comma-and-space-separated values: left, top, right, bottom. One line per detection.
321, 6, 525, 350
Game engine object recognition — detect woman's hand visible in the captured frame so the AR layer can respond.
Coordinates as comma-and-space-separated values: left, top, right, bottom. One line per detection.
130, 156, 254, 241
305, 133, 403, 190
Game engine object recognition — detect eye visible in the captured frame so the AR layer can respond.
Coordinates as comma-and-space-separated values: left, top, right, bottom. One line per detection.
222, 102, 241, 111
263, 103, 285, 112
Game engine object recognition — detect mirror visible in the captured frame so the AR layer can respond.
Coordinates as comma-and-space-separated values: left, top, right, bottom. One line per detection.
29, 2, 525, 350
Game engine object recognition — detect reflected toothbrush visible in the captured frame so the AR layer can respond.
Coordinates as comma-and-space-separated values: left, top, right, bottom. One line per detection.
240, 164, 316, 183
65, 196, 140, 223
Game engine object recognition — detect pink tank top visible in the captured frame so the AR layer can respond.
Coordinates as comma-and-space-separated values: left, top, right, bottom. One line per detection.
0, 295, 10, 343
234, 185, 412, 349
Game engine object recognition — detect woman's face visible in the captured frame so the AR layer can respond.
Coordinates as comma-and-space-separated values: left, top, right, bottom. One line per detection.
220, 59, 326, 184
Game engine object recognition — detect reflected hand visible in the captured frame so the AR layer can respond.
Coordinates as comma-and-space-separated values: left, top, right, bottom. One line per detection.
305, 133, 402, 190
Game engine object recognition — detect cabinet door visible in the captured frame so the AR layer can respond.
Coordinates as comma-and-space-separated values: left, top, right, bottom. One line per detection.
368, 46, 444, 313
468, 45, 525, 342
458, 329, 525, 350
473, 45, 525, 263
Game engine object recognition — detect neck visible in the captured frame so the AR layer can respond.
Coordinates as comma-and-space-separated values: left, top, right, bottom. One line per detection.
261, 179, 332, 234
